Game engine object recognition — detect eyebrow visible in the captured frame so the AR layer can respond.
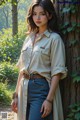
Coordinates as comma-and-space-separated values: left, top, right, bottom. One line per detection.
33, 11, 45, 13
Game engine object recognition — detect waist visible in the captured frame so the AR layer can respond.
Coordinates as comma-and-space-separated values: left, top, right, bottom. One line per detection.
23, 73, 45, 80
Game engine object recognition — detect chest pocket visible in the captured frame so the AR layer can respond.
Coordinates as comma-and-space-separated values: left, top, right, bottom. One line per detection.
34, 46, 49, 55
33, 46, 50, 61
40, 47, 49, 56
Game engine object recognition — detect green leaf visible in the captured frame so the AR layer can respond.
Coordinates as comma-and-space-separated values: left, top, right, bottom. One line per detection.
62, 7, 71, 13
67, 27, 73, 32
77, 107, 80, 111
72, 22, 77, 27
69, 104, 76, 109
62, 30, 67, 34
70, 5, 77, 14
77, 23, 80, 27
71, 72, 78, 78
69, 39, 77, 46
60, 22, 69, 29
8, 0, 11, 2
65, 118, 72, 120
73, 76, 80, 83
74, 57, 80, 61
63, 22, 70, 27
72, 109, 77, 113
74, 113, 80, 120
67, 113, 74, 117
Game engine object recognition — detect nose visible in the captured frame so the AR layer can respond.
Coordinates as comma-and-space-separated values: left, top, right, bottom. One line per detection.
36, 15, 40, 20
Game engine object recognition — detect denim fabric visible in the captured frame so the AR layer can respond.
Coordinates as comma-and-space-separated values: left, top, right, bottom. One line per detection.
26, 78, 53, 120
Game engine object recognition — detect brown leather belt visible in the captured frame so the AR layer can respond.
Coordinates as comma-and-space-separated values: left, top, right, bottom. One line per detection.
23, 73, 44, 80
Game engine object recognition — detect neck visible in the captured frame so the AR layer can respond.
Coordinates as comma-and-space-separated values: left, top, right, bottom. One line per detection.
38, 27, 47, 34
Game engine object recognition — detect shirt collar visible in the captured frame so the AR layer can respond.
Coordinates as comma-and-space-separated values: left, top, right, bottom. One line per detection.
43, 30, 51, 38
29, 29, 51, 38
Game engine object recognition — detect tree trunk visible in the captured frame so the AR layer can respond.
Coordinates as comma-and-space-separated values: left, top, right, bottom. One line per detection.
53, 0, 80, 119
12, 0, 18, 36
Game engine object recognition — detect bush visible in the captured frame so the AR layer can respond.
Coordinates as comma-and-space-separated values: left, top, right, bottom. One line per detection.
66, 103, 80, 120
0, 21, 27, 106
0, 82, 11, 106
0, 62, 18, 83
0, 22, 27, 63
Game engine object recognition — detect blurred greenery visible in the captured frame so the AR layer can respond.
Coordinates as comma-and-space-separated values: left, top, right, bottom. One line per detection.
0, 0, 31, 30
0, 62, 18, 83
0, 82, 15, 106
0, 21, 27, 106
0, 21, 27, 62
0, 0, 31, 107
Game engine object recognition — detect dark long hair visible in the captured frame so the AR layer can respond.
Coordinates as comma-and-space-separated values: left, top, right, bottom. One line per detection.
27, 0, 59, 33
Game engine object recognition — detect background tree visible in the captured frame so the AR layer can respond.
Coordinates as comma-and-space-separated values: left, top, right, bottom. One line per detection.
12, 0, 18, 36
0, 0, 31, 34
52, 0, 80, 119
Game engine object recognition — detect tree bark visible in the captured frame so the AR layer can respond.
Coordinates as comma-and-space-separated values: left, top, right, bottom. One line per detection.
52, 0, 80, 119
12, 0, 18, 36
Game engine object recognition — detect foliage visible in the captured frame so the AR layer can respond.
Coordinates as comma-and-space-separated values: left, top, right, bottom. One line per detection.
0, 3, 12, 29
18, 0, 31, 21
0, 62, 18, 83
0, 0, 31, 30
62, 5, 78, 14
0, 0, 17, 5
71, 71, 80, 83
66, 103, 80, 120
0, 22, 27, 62
0, 82, 12, 106
60, 0, 80, 84
0, 0, 7, 5
60, 1, 80, 118
60, 1, 80, 35
60, 22, 80, 35
0, 0, 31, 107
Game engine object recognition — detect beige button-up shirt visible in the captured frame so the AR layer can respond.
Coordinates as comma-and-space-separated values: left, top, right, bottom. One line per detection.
14, 30, 67, 120
17, 30, 67, 80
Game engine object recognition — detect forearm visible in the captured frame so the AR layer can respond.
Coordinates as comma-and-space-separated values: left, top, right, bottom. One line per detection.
46, 73, 61, 102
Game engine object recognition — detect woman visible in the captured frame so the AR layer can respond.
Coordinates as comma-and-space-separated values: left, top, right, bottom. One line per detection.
11, 0, 67, 120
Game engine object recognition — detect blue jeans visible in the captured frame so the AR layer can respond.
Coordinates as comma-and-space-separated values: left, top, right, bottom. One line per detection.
26, 78, 53, 120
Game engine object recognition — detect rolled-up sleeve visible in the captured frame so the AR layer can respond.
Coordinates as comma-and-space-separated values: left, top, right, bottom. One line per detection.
50, 34, 67, 79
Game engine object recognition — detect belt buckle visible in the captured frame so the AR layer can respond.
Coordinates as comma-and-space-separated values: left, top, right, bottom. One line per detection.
23, 73, 30, 79
25, 73, 30, 79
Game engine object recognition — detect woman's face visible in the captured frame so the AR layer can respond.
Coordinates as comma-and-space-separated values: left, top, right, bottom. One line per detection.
32, 5, 50, 29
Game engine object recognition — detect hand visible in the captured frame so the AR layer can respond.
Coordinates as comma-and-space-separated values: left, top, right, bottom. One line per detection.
40, 100, 52, 118
11, 98, 18, 113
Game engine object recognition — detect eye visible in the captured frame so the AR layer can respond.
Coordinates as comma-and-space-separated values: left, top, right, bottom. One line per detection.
40, 12, 46, 15
33, 12, 36, 15
41, 13, 46, 15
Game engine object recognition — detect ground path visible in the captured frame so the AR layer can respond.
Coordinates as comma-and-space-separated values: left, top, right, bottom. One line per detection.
0, 107, 14, 120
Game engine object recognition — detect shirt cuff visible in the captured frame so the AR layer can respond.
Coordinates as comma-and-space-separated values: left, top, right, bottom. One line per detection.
51, 66, 67, 79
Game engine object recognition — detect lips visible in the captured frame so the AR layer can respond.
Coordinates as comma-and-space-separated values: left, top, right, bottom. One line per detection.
36, 21, 41, 24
